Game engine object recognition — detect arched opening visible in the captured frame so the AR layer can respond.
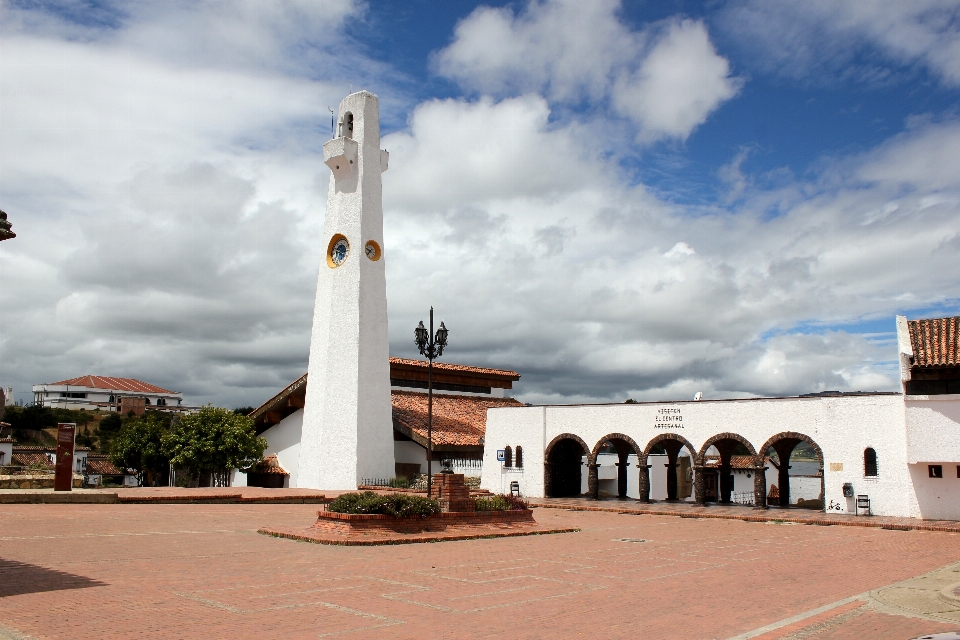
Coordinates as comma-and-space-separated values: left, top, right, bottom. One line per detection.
643, 434, 697, 503
545, 434, 590, 498
504, 445, 513, 468
339, 112, 354, 138
759, 432, 825, 510
515, 446, 523, 469
697, 433, 758, 505
592, 434, 642, 500
864, 447, 878, 477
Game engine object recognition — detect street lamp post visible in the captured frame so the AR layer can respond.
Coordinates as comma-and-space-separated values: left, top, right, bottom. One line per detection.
414, 307, 448, 498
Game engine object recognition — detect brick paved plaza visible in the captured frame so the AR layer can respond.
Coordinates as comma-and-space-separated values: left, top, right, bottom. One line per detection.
3, 503, 960, 639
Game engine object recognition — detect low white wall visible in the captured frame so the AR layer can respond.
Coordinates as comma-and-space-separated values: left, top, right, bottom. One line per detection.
394, 440, 426, 474
242, 409, 303, 489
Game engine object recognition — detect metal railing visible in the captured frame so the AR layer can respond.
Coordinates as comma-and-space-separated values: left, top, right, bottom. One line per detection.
731, 491, 755, 506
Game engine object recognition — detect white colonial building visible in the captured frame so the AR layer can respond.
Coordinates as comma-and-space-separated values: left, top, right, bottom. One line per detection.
32, 376, 184, 412
480, 315, 960, 520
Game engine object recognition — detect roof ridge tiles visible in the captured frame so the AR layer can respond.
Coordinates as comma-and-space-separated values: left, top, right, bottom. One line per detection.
42, 375, 178, 394
908, 316, 960, 367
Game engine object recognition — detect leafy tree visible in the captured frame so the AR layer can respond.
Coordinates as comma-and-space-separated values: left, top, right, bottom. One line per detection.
233, 407, 255, 416
163, 406, 266, 487
4, 405, 56, 432
95, 412, 124, 452
110, 414, 170, 487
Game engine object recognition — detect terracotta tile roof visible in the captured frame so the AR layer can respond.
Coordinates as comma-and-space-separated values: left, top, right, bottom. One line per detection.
251, 454, 288, 475
249, 374, 307, 420
391, 390, 525, 447
42, 376, 178, 394
909, 317, 960, 367
13, 446, 90, 452
389, 358, 520, 381
11, 452, 54, 468
85, 457, 123, 475
703, 455, 766, 469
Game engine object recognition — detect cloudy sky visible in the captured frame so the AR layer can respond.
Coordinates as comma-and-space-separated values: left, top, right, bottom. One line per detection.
1, 0, 959, 408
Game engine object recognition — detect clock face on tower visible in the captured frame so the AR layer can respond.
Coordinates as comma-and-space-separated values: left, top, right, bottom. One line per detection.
364, 240, 381, 261
327, 234, 349, 268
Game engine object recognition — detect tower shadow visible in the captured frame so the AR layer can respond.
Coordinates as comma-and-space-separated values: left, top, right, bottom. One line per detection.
0, 558, 107, 597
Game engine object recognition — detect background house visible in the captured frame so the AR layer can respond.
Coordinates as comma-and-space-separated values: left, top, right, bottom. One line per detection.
32, 376, 185, 413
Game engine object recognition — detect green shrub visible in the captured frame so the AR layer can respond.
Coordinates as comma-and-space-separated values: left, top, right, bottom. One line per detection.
387, 476, 411, 488
475, 494, 527, 511
328, 491, 440, 518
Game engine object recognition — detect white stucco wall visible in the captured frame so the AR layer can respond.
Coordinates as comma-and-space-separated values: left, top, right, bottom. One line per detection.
394, 440, 426, 474
482, 394, 920, 517
236, 409, 303, 488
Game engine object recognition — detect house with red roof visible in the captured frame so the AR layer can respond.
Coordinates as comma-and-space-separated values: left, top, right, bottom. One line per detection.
32, 376, 184, 412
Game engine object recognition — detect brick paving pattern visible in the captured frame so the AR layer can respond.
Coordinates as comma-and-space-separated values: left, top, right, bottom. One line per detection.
2, 502, 960, 638
530, 496, 960, 532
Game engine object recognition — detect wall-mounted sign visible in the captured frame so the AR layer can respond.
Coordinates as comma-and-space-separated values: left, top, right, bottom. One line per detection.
829, 462, 843, 472
654, 407, 683, 428
496, 450, 505, 462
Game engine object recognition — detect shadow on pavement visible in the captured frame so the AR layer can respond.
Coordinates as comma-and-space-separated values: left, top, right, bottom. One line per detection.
0, 558, 106, 597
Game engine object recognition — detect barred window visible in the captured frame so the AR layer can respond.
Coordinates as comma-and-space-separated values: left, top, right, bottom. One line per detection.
516, 446, 523, 468
864, 448, 878, 477
504, 446, 513, 468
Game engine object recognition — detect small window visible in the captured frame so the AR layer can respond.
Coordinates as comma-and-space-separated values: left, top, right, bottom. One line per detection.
144, 397, 151, 405
340, 112, 354, 138
515, 445, 523, 469
157, 398, 166, 406
864, 448, 878, 477
504, 445, 513, 468
929, 465, 943, 478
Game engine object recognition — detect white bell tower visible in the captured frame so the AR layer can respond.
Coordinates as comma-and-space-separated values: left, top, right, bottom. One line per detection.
298, 91, 395, 489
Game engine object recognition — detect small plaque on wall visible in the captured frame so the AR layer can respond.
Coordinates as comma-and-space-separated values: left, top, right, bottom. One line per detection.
829, 462, 843, 472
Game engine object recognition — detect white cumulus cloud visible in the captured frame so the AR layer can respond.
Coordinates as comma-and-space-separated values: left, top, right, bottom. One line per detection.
435, 1, 740, 142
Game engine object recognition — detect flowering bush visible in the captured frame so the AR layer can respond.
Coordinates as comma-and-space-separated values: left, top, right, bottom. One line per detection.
474, 494, 527, 511
328, 491, 440, 518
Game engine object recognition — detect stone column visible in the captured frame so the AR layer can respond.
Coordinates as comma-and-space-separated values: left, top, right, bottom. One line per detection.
753, 465, 768, 510
694, 465, 707, 505
638, 462, 651, 503
587, 460, 599, 500
719, 460, 732, 504
616, 450, 629, 499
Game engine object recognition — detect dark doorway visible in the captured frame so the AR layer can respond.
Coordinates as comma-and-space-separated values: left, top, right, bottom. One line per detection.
547, 439, 586, 497
704, 471, 719, 502
702, 439, 752, 504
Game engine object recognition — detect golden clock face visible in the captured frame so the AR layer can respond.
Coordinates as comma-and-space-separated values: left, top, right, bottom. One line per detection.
326, 234, 349, 268
364, 240, 381, 261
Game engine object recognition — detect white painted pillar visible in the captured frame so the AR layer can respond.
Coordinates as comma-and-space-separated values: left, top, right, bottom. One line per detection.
298, 91, 395, 489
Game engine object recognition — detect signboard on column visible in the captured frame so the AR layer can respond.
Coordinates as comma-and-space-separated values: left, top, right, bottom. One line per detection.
54, 423, 76, 491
